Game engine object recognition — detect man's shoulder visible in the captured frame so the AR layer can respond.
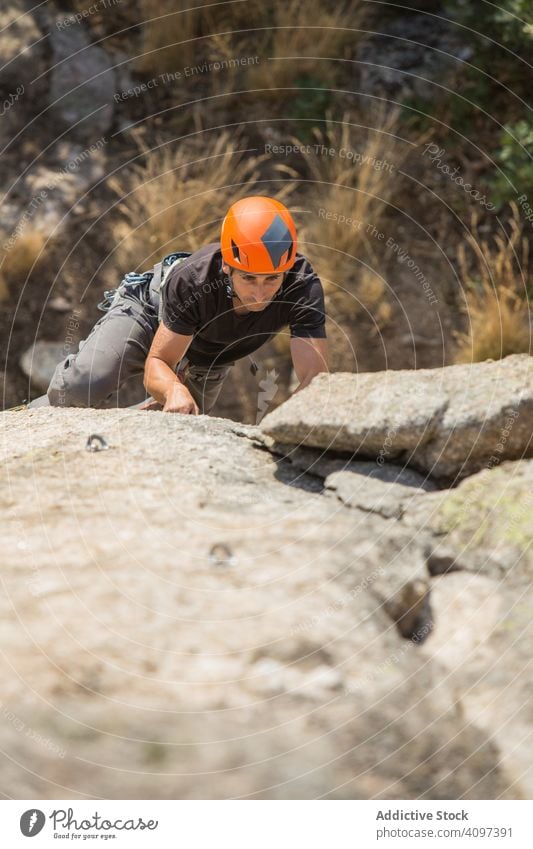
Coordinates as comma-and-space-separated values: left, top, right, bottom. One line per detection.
283, 252, 322, 290
167, 242, 223, 285
289, 251, 317, 274
187, 242, 223, 279
163, 242, 228, 324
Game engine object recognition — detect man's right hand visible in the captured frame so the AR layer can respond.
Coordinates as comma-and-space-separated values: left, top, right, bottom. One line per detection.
143, 327, 198, 413
162, 382, 199, 415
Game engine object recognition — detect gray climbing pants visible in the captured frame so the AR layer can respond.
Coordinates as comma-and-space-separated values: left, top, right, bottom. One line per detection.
45, 286, 231, 414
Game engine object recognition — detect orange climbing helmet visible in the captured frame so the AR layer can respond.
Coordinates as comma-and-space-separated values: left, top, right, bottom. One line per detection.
220, 196, 297, 274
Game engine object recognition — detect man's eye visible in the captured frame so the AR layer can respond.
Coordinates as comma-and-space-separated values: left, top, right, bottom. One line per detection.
242, 277, 279, 283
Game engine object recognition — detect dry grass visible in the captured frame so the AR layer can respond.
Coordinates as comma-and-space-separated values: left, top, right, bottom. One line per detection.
0, 231, 47, 301
454, 204, 532, 362
246, 0, 362, 93
136, 0, 363, 96
135, 0, 266, 75
290, 106, 407, 333
300, 107, 405, 274
201, 0, 267, 34
108, 128, 295, 270
356, 268, 393, 330
135, 1, 200, 74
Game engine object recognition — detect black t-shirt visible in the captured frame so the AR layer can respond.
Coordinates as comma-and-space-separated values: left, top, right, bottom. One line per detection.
161, 242, 327, 366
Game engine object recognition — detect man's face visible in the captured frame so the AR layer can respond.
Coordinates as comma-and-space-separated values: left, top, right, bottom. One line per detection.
223, 263, 284, 311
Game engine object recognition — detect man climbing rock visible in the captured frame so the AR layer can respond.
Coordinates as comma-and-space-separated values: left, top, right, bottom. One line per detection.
43, 195, 329, 414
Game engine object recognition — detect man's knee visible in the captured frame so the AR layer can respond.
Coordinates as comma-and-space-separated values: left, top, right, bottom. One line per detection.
47, 303, 151, 408
47, 353, 124, 408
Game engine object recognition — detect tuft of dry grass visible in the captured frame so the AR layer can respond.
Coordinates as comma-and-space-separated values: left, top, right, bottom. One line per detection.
356, 268, 393, 330
135, 1, 200, 74
290, 106, 407, 337
0, 231, 47, 301
246, 0, 362, 94
136, 0, 364, 97
108, 129, 295, 271
301, 107, 405, 273
454, 204, 532, 362
135, 0, 266, 75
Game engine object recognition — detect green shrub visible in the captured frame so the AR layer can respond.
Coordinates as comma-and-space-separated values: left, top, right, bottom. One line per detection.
447, 1, 533, 52
490, 120, 533, 208
440, 2, 533, 135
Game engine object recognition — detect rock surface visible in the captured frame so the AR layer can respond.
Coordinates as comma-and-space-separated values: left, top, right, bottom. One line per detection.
0, 405, 530, 799
357, 10, 473, 101
0, 2, 48, 150
408, 458, 533, 579
19, 341, 68, 391
324, 468, 431, 520
260, 355, 533, 482
422, 572, 533, 797
0, 2, 46, 93
49, 15, 115, 143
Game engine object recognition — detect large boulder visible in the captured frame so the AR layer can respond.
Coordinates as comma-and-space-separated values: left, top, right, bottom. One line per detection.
404, 455, 533, 796
260, 355, 533, 482
356, 10, 472, 101
19, 341, 68, 391
49, 15, 115, 143
407, 458, 533, 579
0, 407, 521, 799
266, 443, 438, 519
0, 2, 46, 94
422, 572, 533, 798
0, 2, 48, 148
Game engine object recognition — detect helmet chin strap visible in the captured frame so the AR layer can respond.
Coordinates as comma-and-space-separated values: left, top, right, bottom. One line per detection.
224, 267, 245, 303
225, 277, 244, 303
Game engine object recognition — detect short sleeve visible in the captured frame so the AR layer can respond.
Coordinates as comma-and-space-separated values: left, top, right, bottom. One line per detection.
161, 263, 200, 335
289, 273, 327, 339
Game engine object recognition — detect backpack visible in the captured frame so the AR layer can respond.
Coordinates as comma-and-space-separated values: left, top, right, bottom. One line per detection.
97, 250, 192, 321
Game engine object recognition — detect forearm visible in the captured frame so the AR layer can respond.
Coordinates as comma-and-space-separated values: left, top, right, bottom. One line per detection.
290, 337, 329, 395
292, 369, 326, 395
292, 376, 313, 395
144, 355, 189, 405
